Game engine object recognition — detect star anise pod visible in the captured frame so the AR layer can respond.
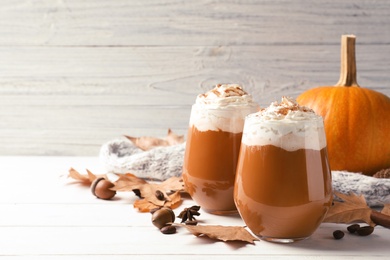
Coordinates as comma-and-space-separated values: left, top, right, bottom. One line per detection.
178, 205, 201, 224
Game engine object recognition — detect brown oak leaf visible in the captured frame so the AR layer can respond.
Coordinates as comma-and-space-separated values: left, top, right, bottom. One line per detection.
68, 168, 99, 185
164, 190, 182, 208
113, 174, 185, 211
133, 199, 160, 213
323, 192, 375, 226
158, 176, 185, 193
184, 225, 259, 244
133, 190, 182, 212
113, 175, 183, 196
165, 129, 185, 145
381, 204, 390, 215
112, 173, 148, 191
125, 129, 184, 151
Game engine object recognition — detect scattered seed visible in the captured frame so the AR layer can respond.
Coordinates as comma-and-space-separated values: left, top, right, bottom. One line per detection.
347, 224, 360, 233
333, 230, 345, 240
155, 190, 165, 201
160, 225, 176, 234
356, 226, 374, 236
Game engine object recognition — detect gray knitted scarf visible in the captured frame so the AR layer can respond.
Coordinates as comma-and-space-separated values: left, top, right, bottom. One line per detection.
100, 139, 390, 207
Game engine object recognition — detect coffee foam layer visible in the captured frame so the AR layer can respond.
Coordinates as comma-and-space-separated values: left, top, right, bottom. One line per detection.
241, 97, 326, 151
190, 84, 259, 133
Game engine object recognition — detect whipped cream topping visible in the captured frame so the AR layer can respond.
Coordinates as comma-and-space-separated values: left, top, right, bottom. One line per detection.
257, 96, 319, 121
242, 97, 326, 151
195, 84, 256, 108
190, 84, 259, 133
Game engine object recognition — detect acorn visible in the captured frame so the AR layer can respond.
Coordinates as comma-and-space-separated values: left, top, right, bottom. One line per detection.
91, 177, 116, 200
151, 207, 175, 229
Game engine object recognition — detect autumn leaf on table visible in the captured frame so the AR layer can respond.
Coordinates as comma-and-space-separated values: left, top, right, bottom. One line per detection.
68, 168, 99, 185
157, 176, 185, 192
125, 128, 184, 151
323, 192, 374, 226
134, 190, 183, 212
112, 174, 185, 211
381, 204, 390, 215
184, 225, 259, 244
113, 174, 184, 196
165, 129, 185, 145
112, 173, 148, 191
326, 193, 390, 228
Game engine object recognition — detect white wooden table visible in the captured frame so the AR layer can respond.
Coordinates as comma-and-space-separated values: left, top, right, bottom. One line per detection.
0, 156, 389, 259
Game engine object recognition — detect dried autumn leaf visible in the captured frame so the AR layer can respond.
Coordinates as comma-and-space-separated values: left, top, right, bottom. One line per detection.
133, 191, 183, 212
184, 225, 259, 244
140, 189, 182, 209
158, 176, 185, 193
164, 190, 182, 209
125, 135, 169, 151
125, 129, 184, 150
112, 173, 148, 191
323, 192, 374, 226
113, 174, 185, 211
68, 168, 98, 185
133, 199, 159, 213
113, 174, 164, 206
166, 129, 185, 145
142, 184, 167, 207
144, 177, 185, 207
113, 175, 183, 194
86, 169, 98, 182
382, 204, 390, 216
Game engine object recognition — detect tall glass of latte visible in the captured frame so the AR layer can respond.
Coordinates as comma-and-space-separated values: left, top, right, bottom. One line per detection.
234, 97, 332, 243
182, 84, 259, 215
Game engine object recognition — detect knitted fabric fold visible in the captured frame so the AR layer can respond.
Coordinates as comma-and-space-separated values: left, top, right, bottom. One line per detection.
100, 139, 390, 207
100, 139, 185, 181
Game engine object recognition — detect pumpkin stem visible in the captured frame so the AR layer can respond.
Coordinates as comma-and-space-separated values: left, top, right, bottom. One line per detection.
335, 35, 360, 87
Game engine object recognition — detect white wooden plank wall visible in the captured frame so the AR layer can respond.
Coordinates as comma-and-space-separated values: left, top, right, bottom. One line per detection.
0, 0, 389, 156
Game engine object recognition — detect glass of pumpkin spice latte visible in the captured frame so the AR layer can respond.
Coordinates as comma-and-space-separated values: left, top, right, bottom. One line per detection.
234, 97, 332, 243
182, 84, 259, 215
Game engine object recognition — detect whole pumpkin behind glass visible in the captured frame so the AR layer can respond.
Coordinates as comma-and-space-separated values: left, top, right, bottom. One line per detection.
297, 35, 390, 176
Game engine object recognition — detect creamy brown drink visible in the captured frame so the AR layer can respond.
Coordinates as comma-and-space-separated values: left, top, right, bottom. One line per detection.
234, 97, 332, 242
182, 84, 259, 215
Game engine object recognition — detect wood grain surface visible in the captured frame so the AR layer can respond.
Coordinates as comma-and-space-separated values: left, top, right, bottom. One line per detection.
1, 156, 390, 258
1, 0, 389, 155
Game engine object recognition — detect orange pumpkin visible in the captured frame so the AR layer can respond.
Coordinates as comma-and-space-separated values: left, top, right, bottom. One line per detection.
297, 35, 390, 175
